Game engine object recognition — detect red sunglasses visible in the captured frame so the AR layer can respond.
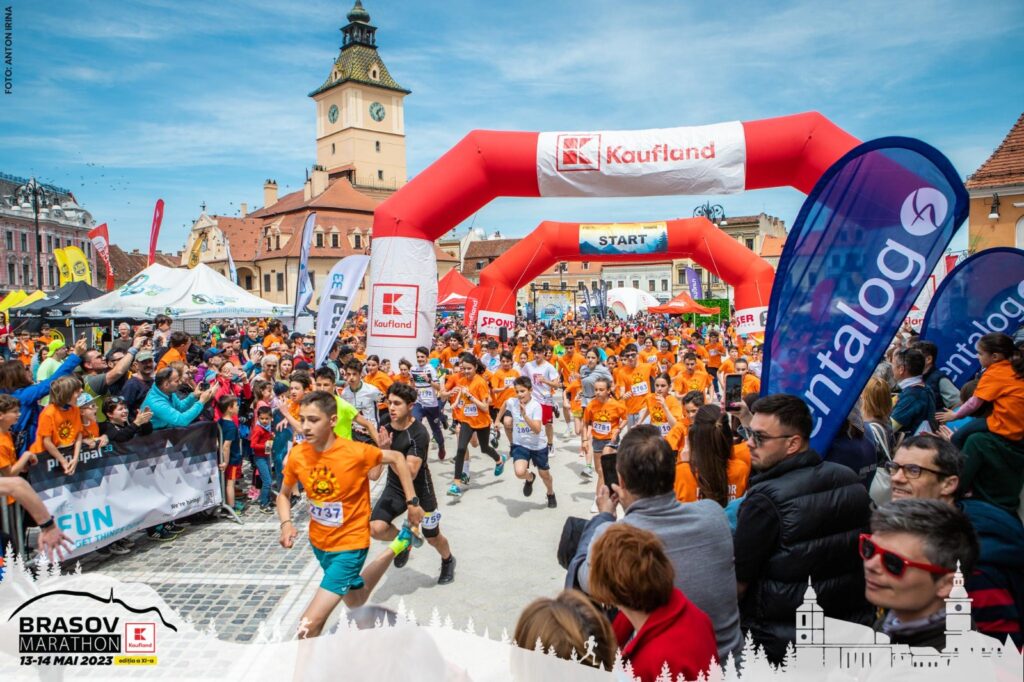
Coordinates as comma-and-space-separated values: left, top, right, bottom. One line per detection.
859, 534, 951, 578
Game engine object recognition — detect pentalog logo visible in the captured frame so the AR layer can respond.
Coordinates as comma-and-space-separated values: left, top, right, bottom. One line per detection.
372, 284, 418, 338
803, 185, 949, 438
9, 587, 175, 667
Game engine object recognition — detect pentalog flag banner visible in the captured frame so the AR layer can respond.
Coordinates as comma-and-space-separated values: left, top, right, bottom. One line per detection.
26, 423, 221, 560
315, 255, 370, 369
921, 247, 1024, 388
762, 137, 968, 452
685, 266, 704, 300
294, 212, 317, 321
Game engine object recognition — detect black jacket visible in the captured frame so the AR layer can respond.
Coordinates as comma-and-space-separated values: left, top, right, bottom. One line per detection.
99, 419, 154, 443
739, 449, 874, 662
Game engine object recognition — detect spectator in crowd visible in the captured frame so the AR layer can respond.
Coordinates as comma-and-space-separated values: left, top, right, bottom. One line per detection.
157, 330, 192, 372
30, 376, 84, 475
152, 314, 173, 349
142, 367, 215, 429
733, 394, 873, 664
883, 434, 1024, 647
671, 404, 750, 506
218, 395, 245, 514
513, 590, 616, 671
568, 425, 743, 663
35, 339, 68, 396
120, 350, 157, 419
863, 499, 979, 648
588, 524, 718, 682
100, 396, 154, 442
890, 348, 937, 439
823, 404, 878, 488
109, 322, 134, 355
79, 329, 148, 420
911, 340, 961, 411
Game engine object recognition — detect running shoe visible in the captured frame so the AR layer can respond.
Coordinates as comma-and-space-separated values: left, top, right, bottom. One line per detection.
233, 501, 246, 513
438, 555, 456, 585
259, 504, 275, 514
494, 454, 507, 477
164, 522, 186, 535
146, 528, 176, 542
489, 429, 500, 449
459, 472, 470, 486
581, 464, 594, 478
437, 448, 447, 461
523, 472, 534, 497
106, 542, 131, 556
393, 526, 413, 568
117, 537, 136, 548
547, 494, 557, 509
446, 483, 462, 498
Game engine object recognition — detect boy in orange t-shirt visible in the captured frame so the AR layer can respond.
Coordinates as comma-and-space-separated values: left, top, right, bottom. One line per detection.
31, 376, 84, 475
278, 391, 424, 638
0, 395, 36, 503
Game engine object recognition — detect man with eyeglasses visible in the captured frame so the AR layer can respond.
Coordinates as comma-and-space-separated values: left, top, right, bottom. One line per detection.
883, 435, 1024, 648
862, 499, 979, 648
732, 393, 873, 664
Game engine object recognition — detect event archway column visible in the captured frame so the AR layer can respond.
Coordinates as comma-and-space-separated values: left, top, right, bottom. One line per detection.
367, 114, 859, 363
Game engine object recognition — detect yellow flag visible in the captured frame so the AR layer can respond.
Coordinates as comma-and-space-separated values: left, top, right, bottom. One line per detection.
53, 248, 72, 286
65, 246, 93, 284
187, 232, 207, 269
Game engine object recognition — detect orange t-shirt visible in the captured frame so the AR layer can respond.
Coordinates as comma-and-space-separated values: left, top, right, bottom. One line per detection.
674, 446, 751, 504
615, 363, 658, 414
639, 349, 660, 365
673, 369, 712, 395
644, 394, 682, 437
564, 379, 583, 414
742, 373, 761, 397
156, 346, 185, 372
262, 333, 283, 349
656, 351, 676, 369
720, 358, 737, 376
974, 360, 1024, 440
364, 370, 393, 408
583, 398, 626, 441
490, 368, 520, 411
439, 347, 462, 372
82, 420, 100, 439
558, 352, 586, 382
451, 373, 492, 429
283, 438, 382, 552
17, 341, 35, 367
31, 404, 83, 454
705, 343, 726, 369
0, 431, 17, 503
692, 345, 710, 363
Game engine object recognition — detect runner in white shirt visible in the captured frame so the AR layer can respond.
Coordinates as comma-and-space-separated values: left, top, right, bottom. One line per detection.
495, 376, 556, 508
410, 346, 446, 460
521, 344, 560, 454
342, 359, 383, 445
479, 340, 501, 373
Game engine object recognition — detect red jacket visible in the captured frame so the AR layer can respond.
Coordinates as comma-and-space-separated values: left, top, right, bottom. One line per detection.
612, 588, 718, 682
250, 423, 273, 458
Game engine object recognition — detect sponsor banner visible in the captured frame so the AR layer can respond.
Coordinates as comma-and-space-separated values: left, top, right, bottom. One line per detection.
366, 237, 437, 366
685, 266, 704, 300
921, 248, 1024, 387
294, 213, 317, 321
315, 255, 370, 369
536, 121, 746, 197
536, 291, 574, 321
26, 423, 222, 560
53, 248, 72, 286
65, 246, 93, 284
734, 306, 768, 335
148, 199, 164, 266
579, 221, 668, 256
477, 310, 515, 337
761, 137, 968, 451
88, 223, 116, 291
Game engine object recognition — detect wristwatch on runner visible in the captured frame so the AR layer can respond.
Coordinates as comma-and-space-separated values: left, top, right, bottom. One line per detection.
406, 496, 420, 507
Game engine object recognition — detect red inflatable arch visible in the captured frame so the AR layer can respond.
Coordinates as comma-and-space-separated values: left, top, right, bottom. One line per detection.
366, 112, 859, 362
468, 218, 775, 334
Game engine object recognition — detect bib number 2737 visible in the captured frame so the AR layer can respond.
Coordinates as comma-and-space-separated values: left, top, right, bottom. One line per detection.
310, 501, 343, 527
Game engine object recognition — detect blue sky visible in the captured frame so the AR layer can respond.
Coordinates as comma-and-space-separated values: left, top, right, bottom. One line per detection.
3, 0, 1023, 254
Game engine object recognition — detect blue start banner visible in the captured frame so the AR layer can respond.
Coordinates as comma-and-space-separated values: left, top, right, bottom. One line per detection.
762, 137, 968, 452
920, 247, 1024, 388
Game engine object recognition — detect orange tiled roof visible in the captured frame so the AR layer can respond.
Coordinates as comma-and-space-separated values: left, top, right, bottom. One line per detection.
248, 177, 378, 219
966, 112, 1024, 190
759, 235, 785, 258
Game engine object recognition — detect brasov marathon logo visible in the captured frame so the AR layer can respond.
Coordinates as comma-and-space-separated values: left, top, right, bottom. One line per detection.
9, 587, 175, 667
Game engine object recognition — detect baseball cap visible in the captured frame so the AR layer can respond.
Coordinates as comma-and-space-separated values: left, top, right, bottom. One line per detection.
47, 339, 65, 354
203, 348, 222, 362
76, 393, 95, 408
136, 350, 155, 362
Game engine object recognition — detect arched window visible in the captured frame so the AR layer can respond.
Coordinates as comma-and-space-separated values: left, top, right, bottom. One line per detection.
315, 232, 324, 248
354, 234, 362, 249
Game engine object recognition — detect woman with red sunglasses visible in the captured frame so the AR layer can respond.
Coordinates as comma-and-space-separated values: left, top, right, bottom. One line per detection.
862, 499, 979, 649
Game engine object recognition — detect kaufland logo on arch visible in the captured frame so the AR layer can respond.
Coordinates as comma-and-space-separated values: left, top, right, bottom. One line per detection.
557, 134, 602, 172
372, 283, 418, 338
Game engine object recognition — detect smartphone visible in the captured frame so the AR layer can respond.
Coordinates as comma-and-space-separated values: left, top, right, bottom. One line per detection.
600, 452, 618, 490
499, 326, 508, 344
198, 381, 210, 391
725, 373, 743, 410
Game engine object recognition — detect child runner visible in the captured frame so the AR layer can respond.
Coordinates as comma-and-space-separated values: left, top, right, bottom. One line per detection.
440, 353, 504, 498
497, 376, 556, 508
637, 373, 682, 437
582, 377, 626, 514
277, 391, 424, 638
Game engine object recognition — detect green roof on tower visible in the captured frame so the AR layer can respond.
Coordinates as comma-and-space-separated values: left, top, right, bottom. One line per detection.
309, 1, 411, 97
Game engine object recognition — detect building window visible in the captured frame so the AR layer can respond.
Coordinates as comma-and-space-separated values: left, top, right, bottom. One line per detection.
5, 232, 12, 251
331, 233, 339, 248
677, 269, 686, 285
582, 261, 589, 270
47, 235, 53, 252
266, 238, 272, 251
316, 232, 324, 247
245, 275, 253, 290
86, 242, 92, 258
745, 237, 755, 251
331, 143, 336, 155
591, 280, 597, 289
577, 281, 585, 290
276, 273, 285, 291
377, 170, 384, 181
632, 279, 639, 289
617, 280, 624, 288
542, 282, 549, 290
354, 234, 362, 249
661, 279, 668, 292
22, 263, 29, 285
7, 262, 14, 284
648, 280, 655, 292
48, 265, 55, 287
476, 260, 484, 270
375, 141, 381, 152
263, 273, 271, 292
274, 236, 280, 250
20, 234, 27, 252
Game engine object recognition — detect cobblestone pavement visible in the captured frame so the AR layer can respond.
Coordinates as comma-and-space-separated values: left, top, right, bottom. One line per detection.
77, 421, 601, 642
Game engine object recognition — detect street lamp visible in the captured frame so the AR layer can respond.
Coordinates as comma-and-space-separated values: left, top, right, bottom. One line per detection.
12, 177, 57, 290
692, 202, 727, 226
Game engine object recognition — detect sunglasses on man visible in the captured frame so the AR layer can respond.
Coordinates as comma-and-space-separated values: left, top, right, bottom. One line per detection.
859, 534, 951, 578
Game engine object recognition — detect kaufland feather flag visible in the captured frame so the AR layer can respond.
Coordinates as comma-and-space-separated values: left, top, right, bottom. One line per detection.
148, 199, 164, 266
294, 212, 317, 321
315, 255, 370, 369
88, 223, 115, 291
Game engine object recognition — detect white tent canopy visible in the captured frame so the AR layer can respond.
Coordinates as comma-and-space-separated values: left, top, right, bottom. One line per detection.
72, 263, 292, 320
606, 287, 659, 319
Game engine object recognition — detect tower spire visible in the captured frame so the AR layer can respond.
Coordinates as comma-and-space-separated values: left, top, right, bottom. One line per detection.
341, 0, 376, 50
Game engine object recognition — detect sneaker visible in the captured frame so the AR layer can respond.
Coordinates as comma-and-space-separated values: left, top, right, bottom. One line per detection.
106, 542, 131, 556
233, 501, 246, 513
580, 464, 594, 479
146, 528, 176, 542
489, 430, 500, 449
259, 504, 274, 514
493, 454, 507, 477
117, 537, 135, 548
547, 494, 557, 509
403, 520, 425, 548
164, 523, 185, 535
459, 472, 470, 486
523, 472, 535, 497
446, 483, 462, 498
438, 556, 456, 585
437, 448, 447, 461
171, 518, 192, 527
393, 526, 413, 568
94, 547, 112, 557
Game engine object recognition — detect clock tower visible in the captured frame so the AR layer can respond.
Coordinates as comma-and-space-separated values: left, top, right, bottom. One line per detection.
310, 1, 410, 192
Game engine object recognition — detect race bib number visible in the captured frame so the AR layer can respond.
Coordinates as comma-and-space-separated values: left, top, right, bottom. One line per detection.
515, 421, 532, 435
463, 403, 478, 417
417, 387, 435, 402
659, 423, 671, 436
631, 382, 649, 396
310, 501, 343, 527
592, 421, 612, 436
710, 349, 719, 357
421, 511, 441, 530
504, 377, 516, 388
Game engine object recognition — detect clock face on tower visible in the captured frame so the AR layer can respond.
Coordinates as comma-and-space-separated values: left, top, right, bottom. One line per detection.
369, 101, 385, 122
328, 104, 339, 124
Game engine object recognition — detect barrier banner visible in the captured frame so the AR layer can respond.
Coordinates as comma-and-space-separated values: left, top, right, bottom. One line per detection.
761, 138, 968, 451
579, 222, 669, 255
27, 423, 222, 560
315, 255, 370, 369
920, 247, 1024, 388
